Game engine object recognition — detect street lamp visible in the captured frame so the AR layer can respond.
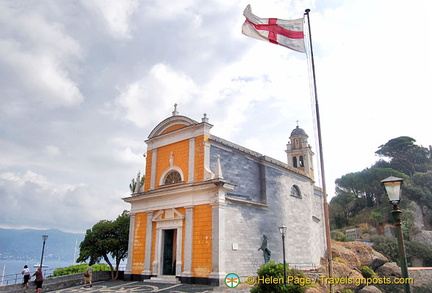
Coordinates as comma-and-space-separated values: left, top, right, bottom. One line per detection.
381, 176, 411, 293
278, 225, 287, 284
39, 235, 48, 270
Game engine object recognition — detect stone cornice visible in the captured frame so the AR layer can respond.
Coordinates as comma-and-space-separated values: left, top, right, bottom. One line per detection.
122, 179, 235, 203
209, 135, 313, 181
225, 195, 268, 209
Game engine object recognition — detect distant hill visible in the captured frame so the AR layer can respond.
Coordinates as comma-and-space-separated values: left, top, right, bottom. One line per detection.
0, 228, 85, 262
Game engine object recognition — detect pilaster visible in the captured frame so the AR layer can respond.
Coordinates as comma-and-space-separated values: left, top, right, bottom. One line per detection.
209, 199, 226, 284
125, 213, 135, 274
188, 138, 195, 183
142, 211, 153, 276
182, 206, 194, 277
150, 149, 157, 190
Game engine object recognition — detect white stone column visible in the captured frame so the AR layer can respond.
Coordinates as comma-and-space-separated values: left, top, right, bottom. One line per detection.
209, 198, 226, 283
142, 211, 153, 276
188, 138, 195, 183
125, 213, 136, 275
182, 206, 194, 277
175, 226, 183, 276
153, 227, 162, 275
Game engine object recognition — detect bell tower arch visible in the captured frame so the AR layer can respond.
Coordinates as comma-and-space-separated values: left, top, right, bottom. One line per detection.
285, 125, 314, 179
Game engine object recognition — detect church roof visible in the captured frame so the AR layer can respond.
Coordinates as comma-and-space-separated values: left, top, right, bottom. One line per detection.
290, 126, 308, 138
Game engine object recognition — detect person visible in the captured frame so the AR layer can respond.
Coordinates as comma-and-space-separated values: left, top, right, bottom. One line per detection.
83, 264, 94, 288
21, 265, 31, 288
32, 267, 44, 293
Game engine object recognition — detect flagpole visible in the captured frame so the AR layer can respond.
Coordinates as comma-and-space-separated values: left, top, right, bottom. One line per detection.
304, 9, 334, 292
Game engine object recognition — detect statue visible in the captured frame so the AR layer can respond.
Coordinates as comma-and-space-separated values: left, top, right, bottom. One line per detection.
129, 171, 143, 194
258, 235, 271, 264
134, 172, 142, 193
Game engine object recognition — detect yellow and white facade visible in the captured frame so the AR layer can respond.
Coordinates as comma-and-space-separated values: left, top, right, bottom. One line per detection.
123, 109, 326, 285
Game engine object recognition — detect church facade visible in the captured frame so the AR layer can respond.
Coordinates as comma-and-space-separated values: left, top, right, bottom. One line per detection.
123, 109, 326, 285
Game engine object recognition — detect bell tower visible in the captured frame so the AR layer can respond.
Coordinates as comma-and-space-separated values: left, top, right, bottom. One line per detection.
285, 125, 314, 179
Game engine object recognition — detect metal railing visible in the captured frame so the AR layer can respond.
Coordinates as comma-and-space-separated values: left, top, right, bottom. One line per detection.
0, 268, 54, 286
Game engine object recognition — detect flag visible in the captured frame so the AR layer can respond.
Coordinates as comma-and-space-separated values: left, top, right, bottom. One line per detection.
242, 5, 306, 53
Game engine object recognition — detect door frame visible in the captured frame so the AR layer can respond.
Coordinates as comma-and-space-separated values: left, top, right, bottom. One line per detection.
152, 209, 183, 276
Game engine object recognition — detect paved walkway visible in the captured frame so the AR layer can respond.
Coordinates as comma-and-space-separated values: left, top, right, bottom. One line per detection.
46, 280, 251, 293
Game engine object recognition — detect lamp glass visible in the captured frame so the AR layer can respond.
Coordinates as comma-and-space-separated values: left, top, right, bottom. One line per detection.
381, 176, 403, 204
278, 225, 287, 236
42, 235, 48, 241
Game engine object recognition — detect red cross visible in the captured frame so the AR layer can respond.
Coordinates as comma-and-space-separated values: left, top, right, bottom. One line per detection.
246, 19, 304, 45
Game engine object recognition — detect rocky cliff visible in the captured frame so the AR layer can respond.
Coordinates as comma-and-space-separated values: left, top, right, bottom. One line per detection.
305, 240, 432, 293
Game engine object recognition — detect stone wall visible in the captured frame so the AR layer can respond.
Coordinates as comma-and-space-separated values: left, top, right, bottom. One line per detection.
209, 143, 325, 277
0, 271, 111, 293
210, 144, 262, 201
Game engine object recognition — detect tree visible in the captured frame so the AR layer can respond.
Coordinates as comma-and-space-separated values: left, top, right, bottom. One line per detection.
77, 211, 130, 279
375, 136, 432, 177
330, 192, 361, 229
110, 211, 130, 275
335, 168, 407, 208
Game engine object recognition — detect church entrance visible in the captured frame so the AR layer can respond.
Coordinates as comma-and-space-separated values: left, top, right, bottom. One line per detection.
162, 229, 177, 275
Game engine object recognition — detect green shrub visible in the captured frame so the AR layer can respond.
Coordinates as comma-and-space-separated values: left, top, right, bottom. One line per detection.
250, 261, 310, 293
369, 211, 384, 225
358, 266, 376, 279
331, 231, 346, 242
333, 256, 346, 263
370, 235, 398, 262
53, 263, 111, 277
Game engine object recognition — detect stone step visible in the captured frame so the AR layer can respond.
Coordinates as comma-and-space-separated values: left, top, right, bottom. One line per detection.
146, 276, 180, 284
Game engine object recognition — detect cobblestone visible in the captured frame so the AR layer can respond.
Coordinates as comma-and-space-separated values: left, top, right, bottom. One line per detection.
45, 280, 251, 293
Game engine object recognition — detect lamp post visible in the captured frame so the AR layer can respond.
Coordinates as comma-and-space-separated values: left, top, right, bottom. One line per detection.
39, 235, 48, 270
278, 225, 287, 284
381, 176, 411, 293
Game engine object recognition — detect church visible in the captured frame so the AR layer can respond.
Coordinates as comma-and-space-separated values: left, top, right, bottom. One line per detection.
122, 107, 326, 285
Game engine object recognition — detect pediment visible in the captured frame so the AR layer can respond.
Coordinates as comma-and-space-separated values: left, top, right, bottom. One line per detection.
148, 115, 198, 139
152, 208, 185, 222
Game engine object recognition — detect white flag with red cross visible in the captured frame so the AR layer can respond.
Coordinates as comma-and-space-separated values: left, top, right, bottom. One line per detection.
242, 5, 306, 53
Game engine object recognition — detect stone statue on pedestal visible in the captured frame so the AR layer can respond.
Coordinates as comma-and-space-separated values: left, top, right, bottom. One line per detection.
258, 235, 271, 264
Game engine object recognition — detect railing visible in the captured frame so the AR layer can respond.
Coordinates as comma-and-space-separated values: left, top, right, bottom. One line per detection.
0, 268, 54, 286
0, 271, 112, 293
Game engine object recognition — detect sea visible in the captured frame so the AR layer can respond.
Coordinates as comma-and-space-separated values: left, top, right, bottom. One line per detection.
0, 259, 81, 286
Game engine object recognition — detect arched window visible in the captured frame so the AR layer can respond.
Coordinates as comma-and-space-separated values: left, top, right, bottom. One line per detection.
293, 156, 298, 168
290, 185, 301, 198
299, 155, 304, 167
164, 171, 182, 185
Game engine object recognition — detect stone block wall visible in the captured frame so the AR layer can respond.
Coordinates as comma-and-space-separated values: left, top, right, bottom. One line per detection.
210, 145, 261, 201
208, 141, 325, 277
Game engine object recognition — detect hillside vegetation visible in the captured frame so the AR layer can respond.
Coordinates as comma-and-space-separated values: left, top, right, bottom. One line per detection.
329, 136, 432, 266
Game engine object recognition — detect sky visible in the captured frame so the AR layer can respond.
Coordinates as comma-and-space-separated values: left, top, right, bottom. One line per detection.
1, 0, 431, 234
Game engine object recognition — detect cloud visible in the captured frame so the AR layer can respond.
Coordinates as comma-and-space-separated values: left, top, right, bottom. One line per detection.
0, 0, 430, 234
0, 171, 128, 233
0, 3, 84, 109
109, 136, 145, 165
111, 63, 198, 127
44, 145, 61, 158
85, 0, 139, 39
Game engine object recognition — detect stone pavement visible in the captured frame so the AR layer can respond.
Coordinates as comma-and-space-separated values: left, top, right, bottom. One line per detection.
45, 280, 252, 293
